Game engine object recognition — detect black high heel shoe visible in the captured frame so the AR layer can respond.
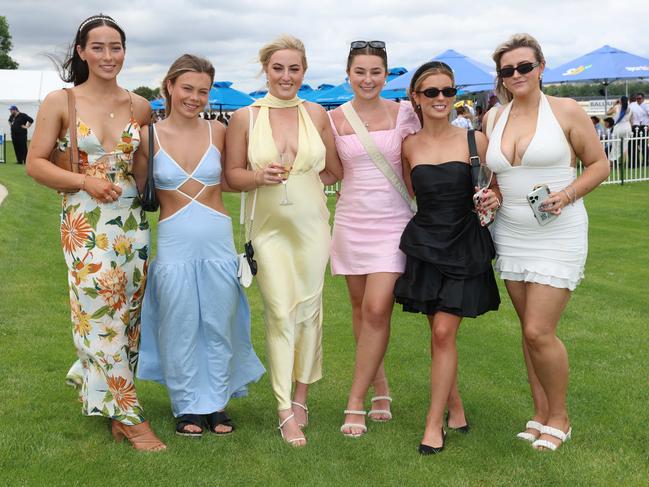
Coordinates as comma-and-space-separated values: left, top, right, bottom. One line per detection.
446, 411, 470, 433
418, 428, 446, 455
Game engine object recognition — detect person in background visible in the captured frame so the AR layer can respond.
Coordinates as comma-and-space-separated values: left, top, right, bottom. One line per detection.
629, 92, 649, 163
606, 96, 632, 164
451, 105, 473, 129
8, 105, 33, 164
474, 105, 484, 131
590, 115, 604, 138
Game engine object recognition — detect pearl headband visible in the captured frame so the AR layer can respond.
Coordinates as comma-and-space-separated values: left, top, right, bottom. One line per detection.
78, 15, 119, 33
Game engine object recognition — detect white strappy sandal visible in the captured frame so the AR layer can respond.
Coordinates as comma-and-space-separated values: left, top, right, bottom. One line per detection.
278, 413, 306, 447
340, 410, 367, 438
532, 425, 572, 451
367, 396, 392, 422
516, 420, 544, 443
291, 401, 309, 428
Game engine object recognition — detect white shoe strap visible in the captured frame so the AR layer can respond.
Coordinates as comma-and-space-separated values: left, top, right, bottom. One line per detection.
525, 420, 544, 433
291, 401, 309, 412
532, 439, 559, 451
541, 425, 570, 441
344, 409, 367, 416
371, 396, 392, 402
278, 413, 296, 430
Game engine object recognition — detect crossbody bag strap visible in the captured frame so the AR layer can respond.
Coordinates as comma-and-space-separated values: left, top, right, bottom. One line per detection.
239, 106, 258, 245
467, 129, 481, 188
65, 88, 79, 173
148, 123, 154, 181
340, 102, 417, 213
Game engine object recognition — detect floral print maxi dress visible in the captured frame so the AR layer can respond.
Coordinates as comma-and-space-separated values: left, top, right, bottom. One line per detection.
59, 111, 149, 425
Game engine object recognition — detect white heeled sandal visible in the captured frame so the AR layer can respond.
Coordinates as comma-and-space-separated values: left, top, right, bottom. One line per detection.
516, 420, 544, 443
532, 425, 572, 451
278, 413, 306, 447
291, 401, 309, 428
368, 396, 392, 422
340, 410, 367, 438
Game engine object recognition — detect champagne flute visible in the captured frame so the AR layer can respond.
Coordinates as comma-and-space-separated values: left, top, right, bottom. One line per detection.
279, 152, 293, 206
477, 163, 493, 190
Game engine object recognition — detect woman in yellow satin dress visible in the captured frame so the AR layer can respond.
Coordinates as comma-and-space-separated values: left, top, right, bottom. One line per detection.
225, 35, 342, 447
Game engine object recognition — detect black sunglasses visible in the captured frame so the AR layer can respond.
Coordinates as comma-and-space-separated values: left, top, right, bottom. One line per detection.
350, 40, 386, 50
415, 87, 458, 98
498, 61, 540, 78
244, 241, 258, 276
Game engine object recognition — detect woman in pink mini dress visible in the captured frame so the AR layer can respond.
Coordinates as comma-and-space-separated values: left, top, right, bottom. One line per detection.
330, 42, 470, 437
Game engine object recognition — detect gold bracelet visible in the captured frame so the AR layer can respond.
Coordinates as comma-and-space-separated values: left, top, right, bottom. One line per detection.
571, 186, 577, 204
561, 188, 571, 206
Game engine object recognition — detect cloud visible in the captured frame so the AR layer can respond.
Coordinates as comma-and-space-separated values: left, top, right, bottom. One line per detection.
4, 0, 649, 93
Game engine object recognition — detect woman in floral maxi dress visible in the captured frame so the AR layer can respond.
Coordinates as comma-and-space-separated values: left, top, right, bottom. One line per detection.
26, 14, 165, 451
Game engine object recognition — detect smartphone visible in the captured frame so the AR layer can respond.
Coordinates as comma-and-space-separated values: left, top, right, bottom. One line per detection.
527, 185, 559, 226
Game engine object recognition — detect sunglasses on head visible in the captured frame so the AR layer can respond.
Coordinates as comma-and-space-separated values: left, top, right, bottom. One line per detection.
350, 40, 386, 50
498, 61, 540, 78
415, 87, 458, 98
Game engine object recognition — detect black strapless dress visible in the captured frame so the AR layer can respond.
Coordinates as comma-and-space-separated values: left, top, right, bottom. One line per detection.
394, 162, 500, 318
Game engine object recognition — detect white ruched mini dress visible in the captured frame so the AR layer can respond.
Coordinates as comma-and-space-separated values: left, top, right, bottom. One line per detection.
486, 93, 588, 291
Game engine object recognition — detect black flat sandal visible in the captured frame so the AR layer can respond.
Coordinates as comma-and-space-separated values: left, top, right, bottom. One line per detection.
176, 414, 205, 437
205, 410, 234, 436
445, 411, 470, 433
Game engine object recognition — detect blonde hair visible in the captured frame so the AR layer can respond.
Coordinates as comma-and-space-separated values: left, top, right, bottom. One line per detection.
408, 61, 456, 125
258, 34, 308, 72
492, 33, 545, 103
161, 54, 215, 116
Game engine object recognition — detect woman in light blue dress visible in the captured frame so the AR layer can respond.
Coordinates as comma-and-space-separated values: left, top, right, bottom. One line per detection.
136, 54, 264, 436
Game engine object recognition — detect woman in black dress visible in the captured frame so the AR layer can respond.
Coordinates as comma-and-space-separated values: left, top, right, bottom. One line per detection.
394, 61, 501, 455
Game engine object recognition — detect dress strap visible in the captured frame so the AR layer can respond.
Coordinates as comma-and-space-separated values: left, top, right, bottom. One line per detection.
152, 124, 163, 153
126, 90, 134, 117
206, 119, 212, 143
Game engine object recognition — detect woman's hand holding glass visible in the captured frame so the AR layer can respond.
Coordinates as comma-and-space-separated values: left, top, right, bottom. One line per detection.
474, 165, 500, 212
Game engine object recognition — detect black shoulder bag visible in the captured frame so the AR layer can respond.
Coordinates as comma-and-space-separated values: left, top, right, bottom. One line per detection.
140, 124, 159, 212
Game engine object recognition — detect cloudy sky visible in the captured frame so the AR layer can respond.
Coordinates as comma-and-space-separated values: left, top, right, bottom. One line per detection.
4, 0, 649, 93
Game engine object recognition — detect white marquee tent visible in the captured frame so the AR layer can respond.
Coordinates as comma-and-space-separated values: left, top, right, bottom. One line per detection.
0, 69, 69, 141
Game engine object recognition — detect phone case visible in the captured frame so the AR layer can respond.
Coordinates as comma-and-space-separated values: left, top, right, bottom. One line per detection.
527, 185, 559, 226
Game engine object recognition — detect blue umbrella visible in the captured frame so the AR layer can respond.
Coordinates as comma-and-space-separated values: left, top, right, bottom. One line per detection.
384, 49, 495, 95
150, 98, 165, 110
209, 81, 255, 111
543, 45, 649, 105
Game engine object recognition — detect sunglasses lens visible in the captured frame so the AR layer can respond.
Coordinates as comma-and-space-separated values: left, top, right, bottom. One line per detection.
422, 88, 440, 98
499, 67, 515, 78
517, 62, 535, 75
350, 41, 367, 49
368, 41, 386, 49
442, 87, 457, 97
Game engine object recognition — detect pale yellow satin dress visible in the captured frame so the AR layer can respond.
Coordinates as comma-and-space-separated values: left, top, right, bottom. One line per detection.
246, 95, 330, 410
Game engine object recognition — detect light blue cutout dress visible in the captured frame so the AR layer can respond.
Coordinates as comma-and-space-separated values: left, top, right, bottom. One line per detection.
137, 121, 265, 417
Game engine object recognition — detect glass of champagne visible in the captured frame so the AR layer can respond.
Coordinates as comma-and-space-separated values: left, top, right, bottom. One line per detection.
279, 152, 293, 206
477, 163, 493, 190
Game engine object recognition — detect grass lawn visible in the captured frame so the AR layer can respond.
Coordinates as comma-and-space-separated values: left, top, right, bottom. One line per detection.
1, 157, 648, 486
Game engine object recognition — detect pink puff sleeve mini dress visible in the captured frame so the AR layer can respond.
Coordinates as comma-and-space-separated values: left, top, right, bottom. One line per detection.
330, 102, 421, 275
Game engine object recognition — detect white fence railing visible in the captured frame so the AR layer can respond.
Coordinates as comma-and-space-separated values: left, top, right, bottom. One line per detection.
585, 128, 649, 184
0, 133, 6, 163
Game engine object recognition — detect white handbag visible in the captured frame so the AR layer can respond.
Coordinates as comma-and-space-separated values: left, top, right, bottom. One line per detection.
237, 189, 257, 288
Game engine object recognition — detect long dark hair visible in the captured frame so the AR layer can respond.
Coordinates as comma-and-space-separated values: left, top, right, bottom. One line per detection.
615, 95, 629, 125
60, 14, 126, 86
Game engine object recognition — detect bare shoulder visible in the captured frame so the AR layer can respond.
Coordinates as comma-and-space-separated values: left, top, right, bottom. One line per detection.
209, 119, 226, 136
546, 95, 581, 115
229, 106, 250, 129
41, 88, 69, 111
383, 99, 401, 117
304, 101, 327, 117
131, 93, 152, 125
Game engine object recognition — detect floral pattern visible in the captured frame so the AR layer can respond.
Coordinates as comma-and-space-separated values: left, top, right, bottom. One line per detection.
60, 114, 149, 425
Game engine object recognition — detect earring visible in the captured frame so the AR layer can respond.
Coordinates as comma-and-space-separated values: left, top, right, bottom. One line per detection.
416, 104, 421, 110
